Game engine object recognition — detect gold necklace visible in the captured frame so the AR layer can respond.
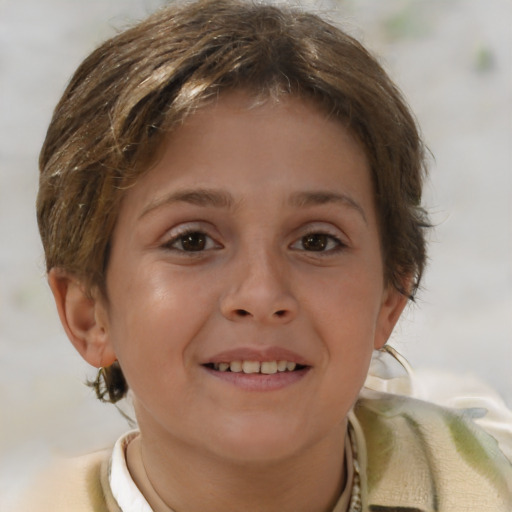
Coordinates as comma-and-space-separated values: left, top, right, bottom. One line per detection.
347, 423, 362, 512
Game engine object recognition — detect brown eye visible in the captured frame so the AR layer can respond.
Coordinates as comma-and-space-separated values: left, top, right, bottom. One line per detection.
180, 232, 207, 251
302, 234, 329, 251
164, 228, 221, 254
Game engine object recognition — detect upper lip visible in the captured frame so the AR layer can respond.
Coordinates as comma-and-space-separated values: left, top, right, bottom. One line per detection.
203, 347, 311, 366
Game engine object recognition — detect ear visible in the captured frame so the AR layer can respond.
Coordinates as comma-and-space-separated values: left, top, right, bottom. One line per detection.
48, 268, 117, 368
373, 281, 411, 350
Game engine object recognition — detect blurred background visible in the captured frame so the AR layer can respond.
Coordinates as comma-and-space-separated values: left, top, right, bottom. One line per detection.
1, 0, 511, 506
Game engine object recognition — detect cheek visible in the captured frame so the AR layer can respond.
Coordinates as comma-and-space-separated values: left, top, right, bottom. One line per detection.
300, 261, 383, 372
303, 261, 384, 328
105, 264, 216, 377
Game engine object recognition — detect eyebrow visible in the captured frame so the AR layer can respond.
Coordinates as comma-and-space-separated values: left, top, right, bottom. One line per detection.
289, 191, 367, 224
139, 188, 367, 224
140, 188, 235, 219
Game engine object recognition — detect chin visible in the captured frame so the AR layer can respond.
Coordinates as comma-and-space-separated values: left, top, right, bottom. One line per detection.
203, 415, 326, 465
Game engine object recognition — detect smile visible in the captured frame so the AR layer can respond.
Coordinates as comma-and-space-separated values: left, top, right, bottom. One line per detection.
204, 360, 305, 374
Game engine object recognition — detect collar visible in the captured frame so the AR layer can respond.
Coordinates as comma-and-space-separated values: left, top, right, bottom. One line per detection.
109, 431, 154, 512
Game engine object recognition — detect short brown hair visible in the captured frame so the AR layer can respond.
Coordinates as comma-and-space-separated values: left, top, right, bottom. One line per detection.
38, 0, 429, 402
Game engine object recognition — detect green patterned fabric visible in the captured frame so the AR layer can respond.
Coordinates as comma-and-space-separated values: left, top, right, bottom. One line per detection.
353, 390, 512, 511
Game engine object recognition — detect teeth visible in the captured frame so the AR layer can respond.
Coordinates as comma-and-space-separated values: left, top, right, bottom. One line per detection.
212, 360, 301, 373
277, 360, 288, 372
230, 360, 242, 373
242, 361, 260, 374
261, 361, 278, 374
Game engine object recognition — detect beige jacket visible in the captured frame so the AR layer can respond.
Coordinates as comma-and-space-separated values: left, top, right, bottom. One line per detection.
16, 391, 512, 512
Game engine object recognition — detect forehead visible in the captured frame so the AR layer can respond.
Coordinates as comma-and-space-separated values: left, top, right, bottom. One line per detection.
118, 91, 374, 222
155, 92, 367, 176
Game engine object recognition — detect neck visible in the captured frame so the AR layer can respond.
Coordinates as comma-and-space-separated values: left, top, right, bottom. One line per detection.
127, 422, 347, 512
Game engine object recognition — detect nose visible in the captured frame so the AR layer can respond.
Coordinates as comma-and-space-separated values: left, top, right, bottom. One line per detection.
220, 248, 298, 325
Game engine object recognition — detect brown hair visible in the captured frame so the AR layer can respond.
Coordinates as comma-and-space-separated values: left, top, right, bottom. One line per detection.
38, 0, 430, 402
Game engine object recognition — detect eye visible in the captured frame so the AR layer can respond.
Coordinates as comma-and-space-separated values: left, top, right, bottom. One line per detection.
291, 232, 344, 253
165, 230, 219, 252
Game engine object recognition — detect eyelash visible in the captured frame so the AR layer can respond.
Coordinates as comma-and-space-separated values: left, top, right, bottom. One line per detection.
162, 228, 221, 253
161, 227, 346, 256
290, 232, 346, 255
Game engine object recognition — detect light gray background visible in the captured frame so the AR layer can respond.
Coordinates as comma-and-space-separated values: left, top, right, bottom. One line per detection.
1, 0, 511, 505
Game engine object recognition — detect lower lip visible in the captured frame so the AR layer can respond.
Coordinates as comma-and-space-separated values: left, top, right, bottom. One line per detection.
202, 366, 310, 391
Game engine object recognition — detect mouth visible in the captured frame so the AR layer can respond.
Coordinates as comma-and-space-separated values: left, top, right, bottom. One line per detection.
203, 360, 308, 374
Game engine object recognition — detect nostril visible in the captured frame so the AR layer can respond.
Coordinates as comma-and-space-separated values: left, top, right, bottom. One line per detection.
235, 309, 251, 317
274, 310, 287, 318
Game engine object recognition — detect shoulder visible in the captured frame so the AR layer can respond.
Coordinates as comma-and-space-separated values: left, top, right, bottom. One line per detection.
353, 390, 512, 511
14, 449, 121, 512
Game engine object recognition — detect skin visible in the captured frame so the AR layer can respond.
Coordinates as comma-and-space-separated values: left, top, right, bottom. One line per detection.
49, 92, 408, 512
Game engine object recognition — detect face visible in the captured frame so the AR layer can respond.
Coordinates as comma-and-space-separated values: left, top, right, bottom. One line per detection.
97, 92, 405, 463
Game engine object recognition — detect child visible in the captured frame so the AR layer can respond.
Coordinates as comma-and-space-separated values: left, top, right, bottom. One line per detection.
27, 0, 512, 510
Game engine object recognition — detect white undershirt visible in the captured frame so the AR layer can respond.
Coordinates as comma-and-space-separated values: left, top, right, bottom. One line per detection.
109, 431, 153, 512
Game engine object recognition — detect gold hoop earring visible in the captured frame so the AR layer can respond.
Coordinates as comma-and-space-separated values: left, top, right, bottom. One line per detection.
89, 361, 127, 403
380, 344, 414, 376
89, 362, 136, 427
365, 344, 415, 395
